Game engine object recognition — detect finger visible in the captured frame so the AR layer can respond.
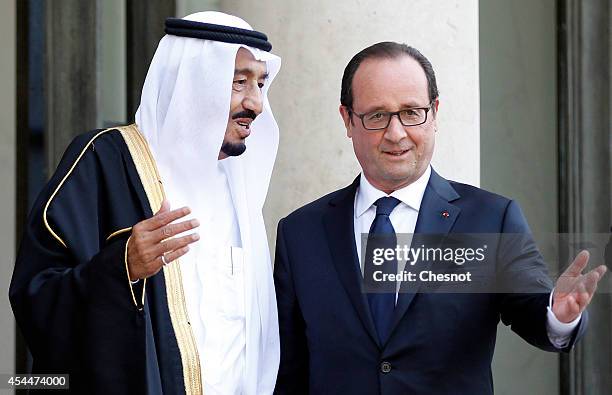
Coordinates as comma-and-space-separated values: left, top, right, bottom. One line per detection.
572, 281, 594, 310
151, 233, 200, 257
594, 264, 608, 278
159, 246, 191, 266
573, 281, 588, 301
135, 231, 199, 263
152, 218, 200, 243
563, 250, 590, 277
156, 199, 170, 215
582, 269, 602, 296
140, 206, 191, 232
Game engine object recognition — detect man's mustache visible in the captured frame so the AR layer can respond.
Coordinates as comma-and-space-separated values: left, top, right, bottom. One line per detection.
232, 110, 257, 120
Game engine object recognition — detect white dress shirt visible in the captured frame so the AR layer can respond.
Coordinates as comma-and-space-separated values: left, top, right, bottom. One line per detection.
353, 165, 579, 348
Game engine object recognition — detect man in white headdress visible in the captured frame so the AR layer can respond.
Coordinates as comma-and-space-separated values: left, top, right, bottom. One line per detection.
10, 11, 281, 395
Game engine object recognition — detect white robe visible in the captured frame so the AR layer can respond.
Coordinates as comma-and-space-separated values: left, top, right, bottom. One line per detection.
135, 11, 281, 395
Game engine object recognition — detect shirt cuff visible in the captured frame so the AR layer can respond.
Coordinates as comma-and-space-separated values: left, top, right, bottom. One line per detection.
546, 290, 581, 348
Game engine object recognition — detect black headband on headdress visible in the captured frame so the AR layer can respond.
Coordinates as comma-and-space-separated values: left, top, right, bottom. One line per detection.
164, 18, 272, 52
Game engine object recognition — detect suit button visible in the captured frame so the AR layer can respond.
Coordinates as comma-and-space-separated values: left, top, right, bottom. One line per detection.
380, 361, 392, 374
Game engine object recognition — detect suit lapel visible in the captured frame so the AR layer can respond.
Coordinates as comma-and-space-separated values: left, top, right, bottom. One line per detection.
387, 169, 461, 342
323, 176, 381, 347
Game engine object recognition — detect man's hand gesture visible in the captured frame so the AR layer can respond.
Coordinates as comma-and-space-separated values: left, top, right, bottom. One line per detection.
127, 200, 200, 280
553, 250, 607, 323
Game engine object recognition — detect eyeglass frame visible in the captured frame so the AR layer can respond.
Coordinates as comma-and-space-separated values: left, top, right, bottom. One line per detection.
347, 101, 435, 131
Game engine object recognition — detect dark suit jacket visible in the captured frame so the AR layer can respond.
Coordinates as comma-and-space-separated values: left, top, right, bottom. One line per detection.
274, 169, 587, 395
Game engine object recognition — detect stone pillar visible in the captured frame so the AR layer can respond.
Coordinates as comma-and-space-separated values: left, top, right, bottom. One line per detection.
558, 0, 612, 394
126, 0, 176, 121
480, 1, 561, 393
45, 0, 99, 170
176, 0, 220, 17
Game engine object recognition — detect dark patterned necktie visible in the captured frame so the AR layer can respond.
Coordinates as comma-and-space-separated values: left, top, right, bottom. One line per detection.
364, 196, 400, 343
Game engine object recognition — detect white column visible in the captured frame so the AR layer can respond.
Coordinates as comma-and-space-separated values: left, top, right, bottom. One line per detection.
480, 1, 560, 394
176, 0, 221, 17
100, 0, 126, 125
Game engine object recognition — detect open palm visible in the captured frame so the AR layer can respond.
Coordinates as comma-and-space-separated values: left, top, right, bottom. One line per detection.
552, 250, 607, 323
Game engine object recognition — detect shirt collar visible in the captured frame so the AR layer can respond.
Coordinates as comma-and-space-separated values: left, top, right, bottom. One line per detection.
355, 165, 431, 218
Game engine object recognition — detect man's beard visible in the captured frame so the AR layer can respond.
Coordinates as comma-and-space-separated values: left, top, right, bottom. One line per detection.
221, 109, 257, 157
220, 140, 247, 157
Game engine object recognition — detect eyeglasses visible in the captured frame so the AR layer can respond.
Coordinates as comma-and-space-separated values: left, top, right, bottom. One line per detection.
349, 103, 434, 130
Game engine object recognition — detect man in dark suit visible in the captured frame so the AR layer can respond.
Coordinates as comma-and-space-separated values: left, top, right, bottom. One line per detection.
273, 42, 607, 394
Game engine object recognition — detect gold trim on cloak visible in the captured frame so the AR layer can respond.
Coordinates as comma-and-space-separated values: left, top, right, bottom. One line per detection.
117, 124, 203, 395
43, 128, 117, 248
106, 227, 133, 242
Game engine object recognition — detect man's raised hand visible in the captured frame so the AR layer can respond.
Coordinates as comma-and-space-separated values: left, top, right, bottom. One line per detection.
553, 250, 607, 323
127, 199, 200, 280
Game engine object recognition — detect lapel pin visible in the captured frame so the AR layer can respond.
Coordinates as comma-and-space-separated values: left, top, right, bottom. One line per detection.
441, 210, 450, 219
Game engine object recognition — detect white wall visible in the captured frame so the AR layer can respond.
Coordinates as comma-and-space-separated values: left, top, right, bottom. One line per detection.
0, 0, 16, 381
219, 0, 480, 246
